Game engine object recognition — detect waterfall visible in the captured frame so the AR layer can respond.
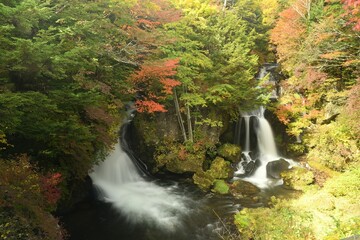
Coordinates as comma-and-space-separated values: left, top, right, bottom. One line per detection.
234, 106, 296, 188
244, 117, 250, 151
235, 107, 280, 188
257, 117, 278, 157
90, 125, 189, 231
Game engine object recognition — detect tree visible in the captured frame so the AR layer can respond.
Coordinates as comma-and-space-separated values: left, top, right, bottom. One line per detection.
128, 59, 181, 113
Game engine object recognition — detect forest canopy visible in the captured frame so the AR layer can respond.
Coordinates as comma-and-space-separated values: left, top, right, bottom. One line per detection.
0, 0, 359, 239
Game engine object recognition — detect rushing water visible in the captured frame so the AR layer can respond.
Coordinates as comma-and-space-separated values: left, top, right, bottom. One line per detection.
62, 122, 248, 240
90, 143, 190, 231
234, 106, 297, 188
62, 94, 298, 239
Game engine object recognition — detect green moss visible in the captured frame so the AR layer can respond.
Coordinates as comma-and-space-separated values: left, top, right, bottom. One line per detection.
324, 167, 360, 200
234, 203, 313, 240
165, 152, 205, 173
234, 167, 360, 240
217, 143, 241, 162
207, 157, 232, 179
212, 180, 230, 194
281, 167, 314, 190
193, 171, 214, 191
192, 157, 232, 191
229, 180, 260, 198
154, 142, 206, 174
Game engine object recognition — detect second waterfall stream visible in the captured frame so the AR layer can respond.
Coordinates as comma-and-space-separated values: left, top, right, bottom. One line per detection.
234, 106, 296, 188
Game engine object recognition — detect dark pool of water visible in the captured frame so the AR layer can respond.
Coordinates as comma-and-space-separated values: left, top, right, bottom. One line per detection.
61, 180, 297, 240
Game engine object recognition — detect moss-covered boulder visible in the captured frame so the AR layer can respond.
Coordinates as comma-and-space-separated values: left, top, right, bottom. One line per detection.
155, 143, 205, 174
165, 152, 205, 174
192, 157, 232, 191
229, 180, 260, 198
212, 180, 230, 194
207, 157, 232, 179
217, 144, 241, 162
281, 167, 314, 190
193, 171, 214, 190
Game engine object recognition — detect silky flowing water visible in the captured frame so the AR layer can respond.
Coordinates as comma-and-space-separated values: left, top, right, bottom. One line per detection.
61, 98, 298, 239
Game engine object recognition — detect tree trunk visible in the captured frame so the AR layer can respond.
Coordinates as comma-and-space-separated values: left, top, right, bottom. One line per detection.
173, 88, 187, 142
222, 0, 227, 11
186, 104, 193, 142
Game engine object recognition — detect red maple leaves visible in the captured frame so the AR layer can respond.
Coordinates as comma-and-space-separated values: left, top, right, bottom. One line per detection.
41, 172, 62, 206
129, 59, 180, 113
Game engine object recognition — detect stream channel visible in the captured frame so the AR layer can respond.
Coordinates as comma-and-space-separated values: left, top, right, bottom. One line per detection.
61, 107, 298, 240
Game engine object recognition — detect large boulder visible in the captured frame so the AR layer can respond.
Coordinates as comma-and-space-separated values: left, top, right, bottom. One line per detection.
229, 180, 260, 198
192, 157, 232, 191
266, 159, 290, 179
208, 157, 232, 179
217, 144, 241, 162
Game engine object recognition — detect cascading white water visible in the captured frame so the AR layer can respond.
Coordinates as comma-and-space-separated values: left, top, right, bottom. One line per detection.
235, 107, 296, 188
257, 117, 278, 157
90, 140, 189, 231
244, 117, 250, 151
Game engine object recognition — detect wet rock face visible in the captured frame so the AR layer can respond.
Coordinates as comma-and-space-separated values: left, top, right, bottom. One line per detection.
266, 159, 290, 179
244, 159, 260, 176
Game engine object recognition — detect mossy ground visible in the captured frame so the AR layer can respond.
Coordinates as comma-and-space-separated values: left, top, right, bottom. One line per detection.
235, 167, 360, 240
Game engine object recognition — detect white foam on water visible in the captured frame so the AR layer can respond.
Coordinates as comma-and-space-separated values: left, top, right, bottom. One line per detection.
90, 143, 189, 231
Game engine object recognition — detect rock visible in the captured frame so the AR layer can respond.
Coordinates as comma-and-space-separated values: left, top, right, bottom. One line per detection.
321, 113, 340, 124
192, 157, 232, 191
212, 180, 230, 195
217, 144, 241, 162
165, 151, 205, 174
266, 159, 290, 179
208, 157, 232, 179
244, 159, 260, 176
229, 180, 260, 198
193, 171, 214, 191
281, 167, 314, 190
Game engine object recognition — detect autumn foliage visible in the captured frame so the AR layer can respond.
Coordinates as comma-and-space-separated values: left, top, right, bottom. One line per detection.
341, 0, 360, 31
0, 156, 64, 239
41, 172, 62, 206
129, 59, 180, 113
270, 6, 305, 70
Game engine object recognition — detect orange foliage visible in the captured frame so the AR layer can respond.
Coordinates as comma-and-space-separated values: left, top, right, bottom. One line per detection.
276, 104, 293, 124
270, 6, 306, 66
160, 78, 181, 94
125, 0, 182, 54
304, 68, 328, 89
320, 51, 346, 60
135, 99, 167, 113
129, 59, 180, 113
342, 0, 360, 31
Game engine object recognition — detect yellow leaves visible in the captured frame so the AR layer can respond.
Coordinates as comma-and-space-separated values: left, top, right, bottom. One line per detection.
342, 59, 360, 66
259, 0, 280, 26
320, 51, 347, 60
314, 32, 333, 44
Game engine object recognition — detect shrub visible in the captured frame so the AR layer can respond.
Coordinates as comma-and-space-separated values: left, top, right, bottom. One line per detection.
0, 156, 64, 240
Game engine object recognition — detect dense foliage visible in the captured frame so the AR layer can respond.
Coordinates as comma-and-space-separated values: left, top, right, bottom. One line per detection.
0, 0, 178, 238
233, 0, 360, 238
1, 0, 359, 239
